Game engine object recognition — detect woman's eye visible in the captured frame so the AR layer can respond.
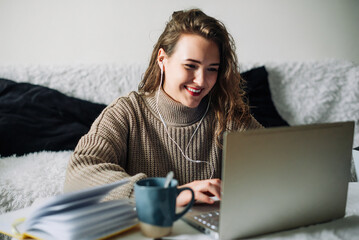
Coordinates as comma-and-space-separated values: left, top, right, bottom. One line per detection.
185, 64, 196, 69
208, 67, 219, 72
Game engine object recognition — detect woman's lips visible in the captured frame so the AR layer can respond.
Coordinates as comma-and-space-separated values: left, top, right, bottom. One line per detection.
185, 86, 202, 96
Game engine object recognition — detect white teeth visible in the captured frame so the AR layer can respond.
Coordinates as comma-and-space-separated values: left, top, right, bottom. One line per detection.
186, 86, 201, 93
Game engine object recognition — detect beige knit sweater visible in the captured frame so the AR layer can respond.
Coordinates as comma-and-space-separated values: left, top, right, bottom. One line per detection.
64, 90, 262, 200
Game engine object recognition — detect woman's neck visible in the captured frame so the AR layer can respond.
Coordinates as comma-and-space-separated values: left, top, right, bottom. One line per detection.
144, 89, 209, 126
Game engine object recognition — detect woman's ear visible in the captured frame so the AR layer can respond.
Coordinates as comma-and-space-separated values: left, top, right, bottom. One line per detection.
157, 48, 167, 70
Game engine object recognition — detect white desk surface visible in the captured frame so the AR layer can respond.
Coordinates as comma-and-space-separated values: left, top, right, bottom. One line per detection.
116, 183, 359, 240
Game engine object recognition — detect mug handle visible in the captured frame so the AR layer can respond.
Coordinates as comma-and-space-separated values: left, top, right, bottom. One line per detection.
174, 187, 195, 221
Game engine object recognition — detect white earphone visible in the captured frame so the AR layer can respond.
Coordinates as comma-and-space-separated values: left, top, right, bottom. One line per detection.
156, 59, 214, 179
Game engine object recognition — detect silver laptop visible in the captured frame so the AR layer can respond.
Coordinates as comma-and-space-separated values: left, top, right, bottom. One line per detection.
183, 121, 354, 239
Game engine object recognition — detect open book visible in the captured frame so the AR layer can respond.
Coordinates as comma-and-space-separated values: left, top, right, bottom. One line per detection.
0, 179, 138, 240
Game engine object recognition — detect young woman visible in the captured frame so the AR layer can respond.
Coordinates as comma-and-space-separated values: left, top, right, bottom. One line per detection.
64, 9, 262, 206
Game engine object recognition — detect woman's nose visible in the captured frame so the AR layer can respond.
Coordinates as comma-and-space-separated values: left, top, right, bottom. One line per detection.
193, 69, 205, 86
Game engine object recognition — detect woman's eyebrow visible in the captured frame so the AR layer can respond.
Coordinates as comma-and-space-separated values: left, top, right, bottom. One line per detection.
185, 58, 220, 66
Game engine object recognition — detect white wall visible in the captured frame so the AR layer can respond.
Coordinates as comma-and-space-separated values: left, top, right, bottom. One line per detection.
0, 0, 358, 65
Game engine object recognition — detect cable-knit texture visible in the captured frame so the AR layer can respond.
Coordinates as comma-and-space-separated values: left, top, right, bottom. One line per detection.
64, 90, 261, 200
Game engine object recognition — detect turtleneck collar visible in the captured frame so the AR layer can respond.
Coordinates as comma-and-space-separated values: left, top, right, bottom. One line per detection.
143, 89, 210, 126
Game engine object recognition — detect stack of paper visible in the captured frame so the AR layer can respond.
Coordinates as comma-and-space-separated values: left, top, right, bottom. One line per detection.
0, 179, 137, 240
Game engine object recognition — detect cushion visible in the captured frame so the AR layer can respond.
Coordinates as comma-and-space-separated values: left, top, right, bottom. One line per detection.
242, 66, 289, 128
0, 78, 106, 157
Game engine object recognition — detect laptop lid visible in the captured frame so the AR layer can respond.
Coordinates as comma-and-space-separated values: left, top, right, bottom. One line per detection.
219, 121, 354, 239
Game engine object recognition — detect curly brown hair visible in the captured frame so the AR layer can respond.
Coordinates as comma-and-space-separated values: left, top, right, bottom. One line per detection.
138, 9, 251, 146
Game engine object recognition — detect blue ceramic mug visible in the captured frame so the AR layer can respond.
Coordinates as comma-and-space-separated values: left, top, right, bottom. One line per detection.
134, 177, 195, 238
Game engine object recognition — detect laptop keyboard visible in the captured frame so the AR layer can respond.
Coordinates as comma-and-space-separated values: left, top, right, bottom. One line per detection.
192, 210, 220, 231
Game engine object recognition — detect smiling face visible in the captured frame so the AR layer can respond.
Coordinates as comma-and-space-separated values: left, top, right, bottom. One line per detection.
158, 34, 220, 108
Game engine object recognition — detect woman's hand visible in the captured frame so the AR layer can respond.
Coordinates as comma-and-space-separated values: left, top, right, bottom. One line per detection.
176, 179, 222, 207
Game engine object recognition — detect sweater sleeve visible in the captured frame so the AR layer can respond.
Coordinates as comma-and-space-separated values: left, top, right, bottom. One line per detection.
63, 97, 147, 200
